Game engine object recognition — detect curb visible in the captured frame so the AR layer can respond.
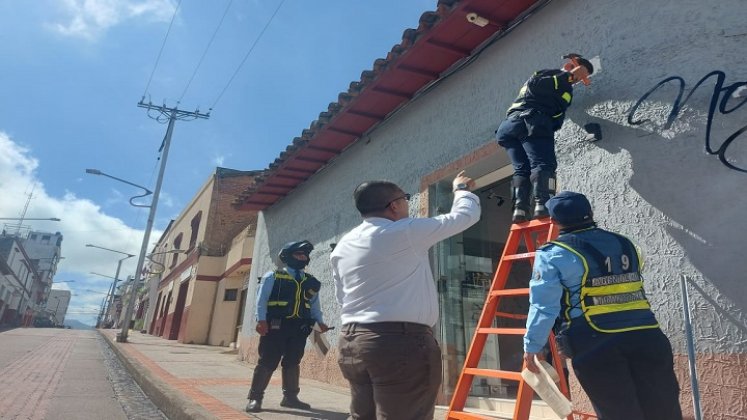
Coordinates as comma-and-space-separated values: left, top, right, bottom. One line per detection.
99, 330, 219, 420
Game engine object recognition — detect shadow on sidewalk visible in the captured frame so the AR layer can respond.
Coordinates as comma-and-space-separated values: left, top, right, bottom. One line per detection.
246, 407, 349, 419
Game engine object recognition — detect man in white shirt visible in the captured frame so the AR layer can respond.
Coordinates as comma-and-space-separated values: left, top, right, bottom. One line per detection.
331, 171, 481, 419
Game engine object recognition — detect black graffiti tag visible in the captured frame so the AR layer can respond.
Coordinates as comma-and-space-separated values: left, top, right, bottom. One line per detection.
627, 70, 747, 173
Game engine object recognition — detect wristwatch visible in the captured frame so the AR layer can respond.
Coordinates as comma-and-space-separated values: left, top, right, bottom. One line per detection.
454, 182, 469, 192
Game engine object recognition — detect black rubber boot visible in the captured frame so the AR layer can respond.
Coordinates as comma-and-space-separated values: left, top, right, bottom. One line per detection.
531, 171, 556, 219
511, 175, 532, 223
246, 365, 274, 413
280, 366, 311, 410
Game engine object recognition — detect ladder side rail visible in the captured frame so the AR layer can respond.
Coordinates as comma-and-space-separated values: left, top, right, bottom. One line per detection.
449, 228, 524, 412
449, 220, 557, 419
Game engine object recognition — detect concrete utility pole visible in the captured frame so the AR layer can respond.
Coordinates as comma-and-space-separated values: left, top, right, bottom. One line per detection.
117, 101, 209, 343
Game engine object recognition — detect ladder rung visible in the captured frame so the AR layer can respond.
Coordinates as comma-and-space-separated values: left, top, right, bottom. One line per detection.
495, 311, 527, 320
446, 411, 495, 420
463, 368, 523, 382
477, 327, 526, 335
489, 288, 529, 297
510, 218, 553, 230
502, 252, 536, 261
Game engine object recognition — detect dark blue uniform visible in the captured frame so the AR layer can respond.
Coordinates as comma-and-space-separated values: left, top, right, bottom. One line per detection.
247, 268, 322, 410
526, 225, 682, 420
496, 69, 575, 221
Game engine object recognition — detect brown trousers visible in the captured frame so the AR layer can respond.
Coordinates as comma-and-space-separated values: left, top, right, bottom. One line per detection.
337, 322, 441, 420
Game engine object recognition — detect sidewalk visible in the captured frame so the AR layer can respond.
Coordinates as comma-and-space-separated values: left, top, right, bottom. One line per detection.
100, 329, 452, 420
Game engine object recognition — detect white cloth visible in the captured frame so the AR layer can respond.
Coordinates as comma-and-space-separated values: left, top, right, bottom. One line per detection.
331, 190, 481, 327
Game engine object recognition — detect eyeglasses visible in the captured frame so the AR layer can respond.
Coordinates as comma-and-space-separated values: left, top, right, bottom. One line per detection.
384, 193, 411, 209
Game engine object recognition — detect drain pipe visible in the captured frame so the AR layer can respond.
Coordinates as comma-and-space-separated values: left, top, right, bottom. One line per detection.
680, 275, 702, 420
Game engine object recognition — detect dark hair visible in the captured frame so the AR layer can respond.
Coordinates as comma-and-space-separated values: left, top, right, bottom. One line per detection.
577, 57, 594, 75
354, 181, 401, 215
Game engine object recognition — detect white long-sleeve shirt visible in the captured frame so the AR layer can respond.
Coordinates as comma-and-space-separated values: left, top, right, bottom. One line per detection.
331, 190, 481, 327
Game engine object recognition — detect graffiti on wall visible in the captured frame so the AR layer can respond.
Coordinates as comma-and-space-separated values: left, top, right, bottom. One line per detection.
627, 70, 747, 173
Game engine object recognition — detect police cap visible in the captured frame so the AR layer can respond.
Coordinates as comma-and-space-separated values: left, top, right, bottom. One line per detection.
546, 191, 593, 226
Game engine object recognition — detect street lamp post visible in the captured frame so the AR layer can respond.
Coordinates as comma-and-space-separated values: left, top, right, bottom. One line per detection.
86, 123, 173, 342
90, 272, 119, 326
86, 244, 135, 328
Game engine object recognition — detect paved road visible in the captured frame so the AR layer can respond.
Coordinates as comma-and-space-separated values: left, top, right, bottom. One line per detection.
0, 328, 167, 420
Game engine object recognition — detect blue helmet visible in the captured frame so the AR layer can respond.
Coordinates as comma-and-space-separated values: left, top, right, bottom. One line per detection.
278, 240, 313, 265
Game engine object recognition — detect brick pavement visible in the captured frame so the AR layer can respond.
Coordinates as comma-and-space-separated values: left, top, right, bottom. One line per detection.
100, 329, 357, 419
101, 330, 570, 420
0, 328, 164, 420
0, 332, 75, 420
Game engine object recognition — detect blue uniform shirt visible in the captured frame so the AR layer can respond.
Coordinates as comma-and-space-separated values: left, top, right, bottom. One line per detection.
255, 267, 324, 324
524, 243, 585, 353
524, 234, 644, 353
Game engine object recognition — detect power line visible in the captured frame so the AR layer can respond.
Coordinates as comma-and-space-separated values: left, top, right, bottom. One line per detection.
142, 0, 183, 100
210, 0, 286, 111
178, 0, 235, 104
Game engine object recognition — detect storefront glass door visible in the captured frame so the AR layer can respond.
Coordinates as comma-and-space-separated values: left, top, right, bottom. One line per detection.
431, 176, 533, 401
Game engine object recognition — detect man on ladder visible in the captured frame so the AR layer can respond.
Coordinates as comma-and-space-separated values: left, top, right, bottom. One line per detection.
523, 191, 682, 420
495, 54, 594, 223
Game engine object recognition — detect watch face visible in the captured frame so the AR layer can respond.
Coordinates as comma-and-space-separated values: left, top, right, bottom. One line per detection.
456, 183, 468, 190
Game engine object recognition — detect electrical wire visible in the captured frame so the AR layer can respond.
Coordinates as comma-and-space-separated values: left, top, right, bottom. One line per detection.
209, 0, 286, 111
177, 0, 235, 103
142, 0, 183, 100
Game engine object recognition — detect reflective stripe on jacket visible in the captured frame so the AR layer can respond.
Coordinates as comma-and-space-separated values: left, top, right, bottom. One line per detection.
267, 270, 320, 320
550, 228, 659, 333
506, 69, 574, 130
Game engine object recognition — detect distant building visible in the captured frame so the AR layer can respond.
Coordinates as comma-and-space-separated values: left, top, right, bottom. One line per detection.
0, 229, 63, 327
47, 289, 71, 326
23, 231, 64, 319
146, 168, 260, 346
0, 235, 41, 326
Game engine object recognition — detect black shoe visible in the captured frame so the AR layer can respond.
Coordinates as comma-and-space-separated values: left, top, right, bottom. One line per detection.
533, 203, 550, 219
245, 399, 263, 413
512, 208, 530, 223
280, 396, 311, 410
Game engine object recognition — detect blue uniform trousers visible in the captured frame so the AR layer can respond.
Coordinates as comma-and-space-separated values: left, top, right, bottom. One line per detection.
496, 112, 557, 178
257, 318, 312, 370
567, 322, 682, 420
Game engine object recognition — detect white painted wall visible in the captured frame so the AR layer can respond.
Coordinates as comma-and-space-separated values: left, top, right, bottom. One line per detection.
240, 0, 746, 415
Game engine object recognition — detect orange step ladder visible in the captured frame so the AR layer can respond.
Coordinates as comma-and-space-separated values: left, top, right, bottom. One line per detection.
447, 218, 590, 420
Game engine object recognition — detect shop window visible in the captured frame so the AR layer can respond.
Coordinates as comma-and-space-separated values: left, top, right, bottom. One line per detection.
224, 288, 238, 301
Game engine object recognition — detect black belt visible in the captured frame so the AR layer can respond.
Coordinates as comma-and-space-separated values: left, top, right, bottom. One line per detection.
343, 322, 432, 334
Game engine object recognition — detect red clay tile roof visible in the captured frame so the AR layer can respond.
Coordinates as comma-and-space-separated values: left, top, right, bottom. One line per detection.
234, 0, 545, 210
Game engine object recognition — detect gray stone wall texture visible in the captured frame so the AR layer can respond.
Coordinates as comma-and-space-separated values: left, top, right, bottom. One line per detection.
240, 0, 747, 417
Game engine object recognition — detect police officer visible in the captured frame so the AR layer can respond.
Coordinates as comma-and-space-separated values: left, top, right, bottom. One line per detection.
496, 55, 594, 223
246, 240, 329, 413
523, 191, 682, 420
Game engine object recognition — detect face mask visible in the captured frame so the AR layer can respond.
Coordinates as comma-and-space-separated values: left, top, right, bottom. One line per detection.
286, 257, 309, 270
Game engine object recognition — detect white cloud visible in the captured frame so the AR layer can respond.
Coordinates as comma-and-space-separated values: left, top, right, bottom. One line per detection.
212, 155, 226, 166
50, 0, 176, 40
0, 131, 162, 325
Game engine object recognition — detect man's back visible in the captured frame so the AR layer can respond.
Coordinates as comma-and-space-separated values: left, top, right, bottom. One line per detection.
331, 217, 439, 326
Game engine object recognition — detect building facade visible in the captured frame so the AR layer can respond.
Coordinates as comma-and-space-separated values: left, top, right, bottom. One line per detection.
47, 289, 71, 326
0, 230, 63, 328
24, 231, 64, 323
147, 168, 260, 346
235, 0, 747, 418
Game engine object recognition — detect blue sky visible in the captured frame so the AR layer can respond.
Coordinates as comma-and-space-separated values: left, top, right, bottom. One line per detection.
0, 0, 433, 325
